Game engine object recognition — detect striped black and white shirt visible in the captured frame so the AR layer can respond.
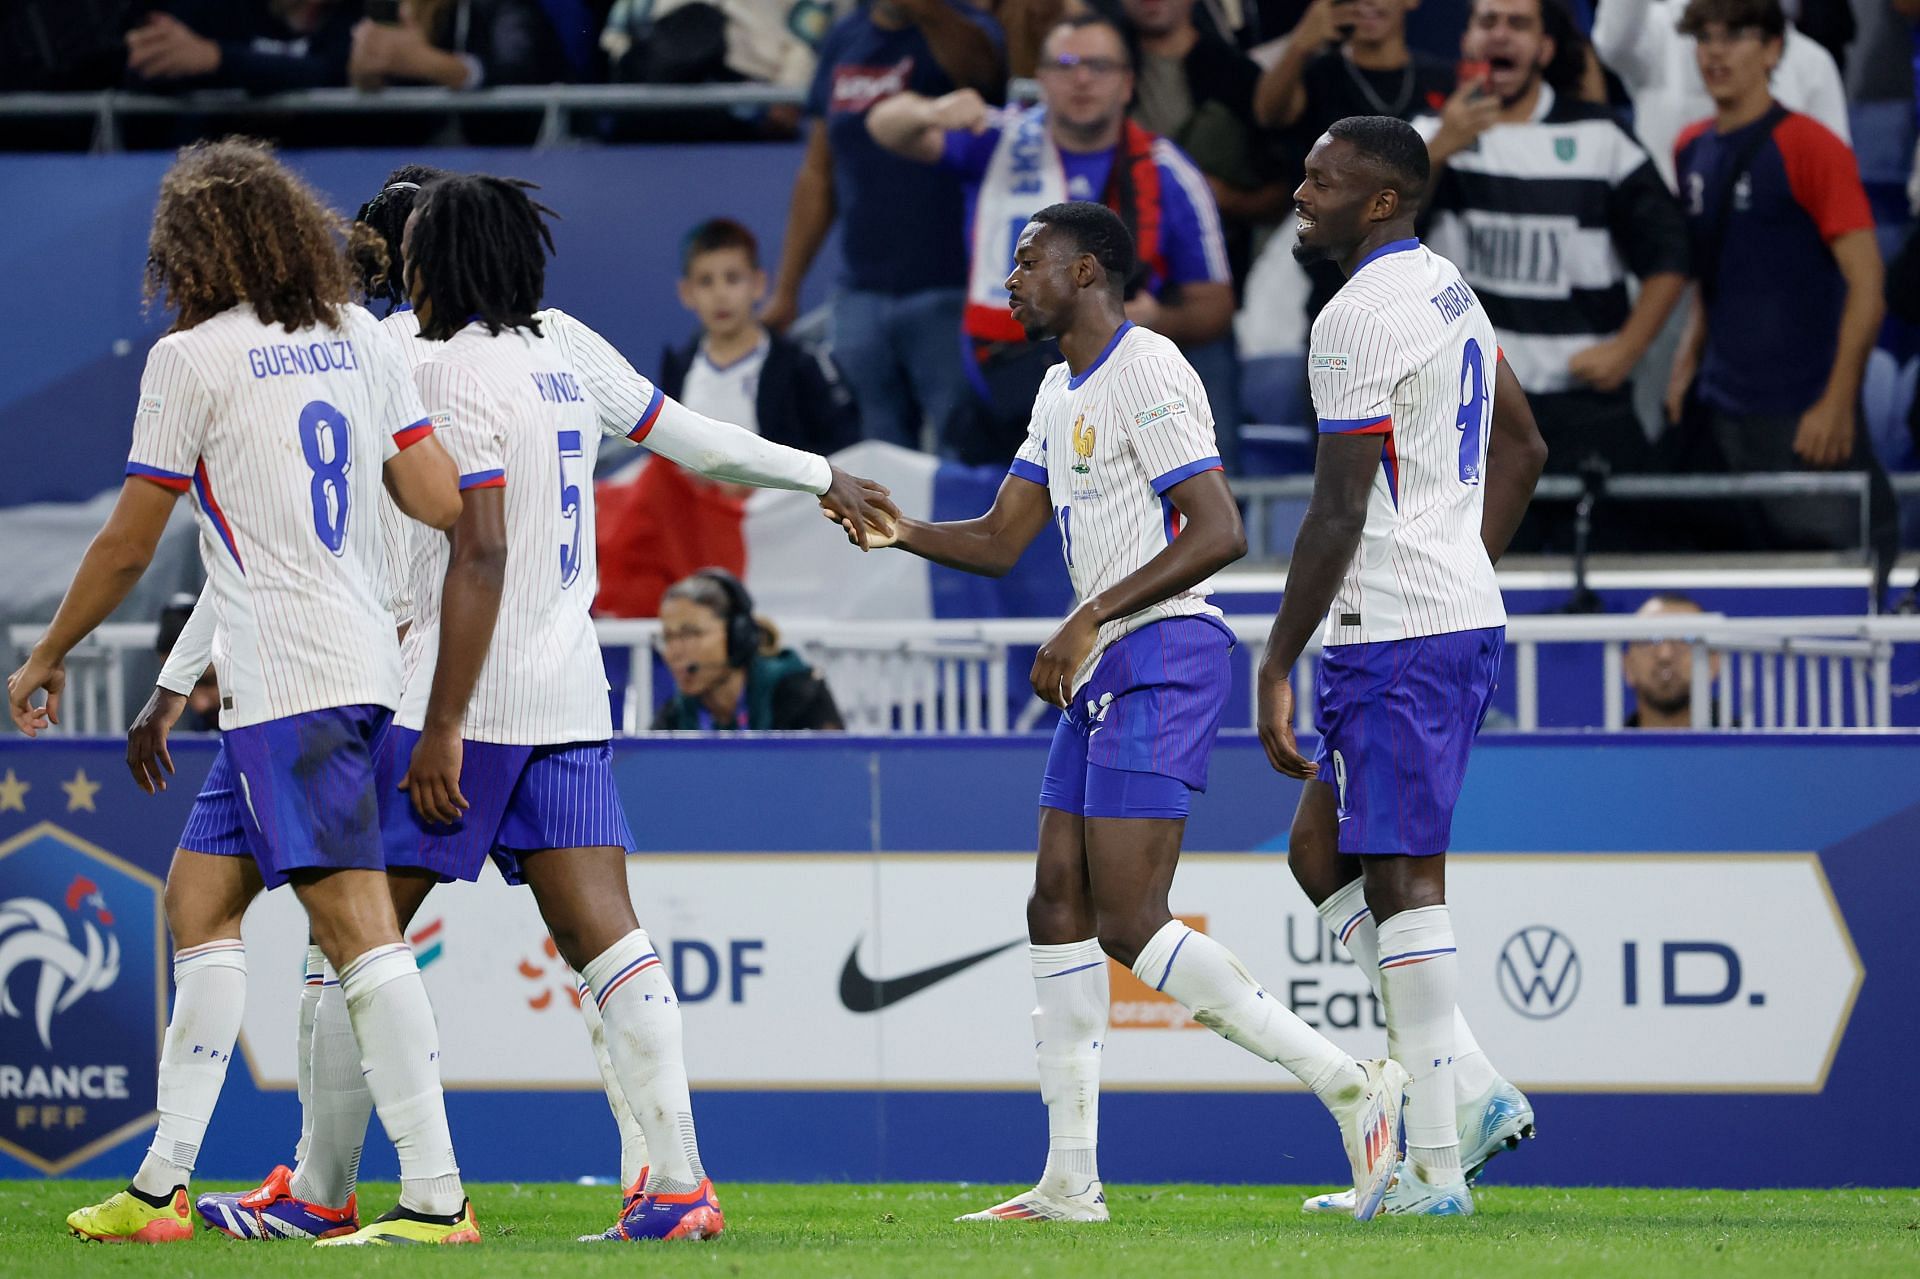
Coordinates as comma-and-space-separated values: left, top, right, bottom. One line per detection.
1414, 86, 1689, 396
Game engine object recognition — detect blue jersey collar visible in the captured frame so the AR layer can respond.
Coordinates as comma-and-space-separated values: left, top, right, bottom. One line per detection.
1067, 320, 1133, 390
1352, 238, 1422, 276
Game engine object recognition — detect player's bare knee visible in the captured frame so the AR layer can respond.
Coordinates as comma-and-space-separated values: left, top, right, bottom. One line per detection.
1094, 915, 1158, 969
163, 852, 253, 949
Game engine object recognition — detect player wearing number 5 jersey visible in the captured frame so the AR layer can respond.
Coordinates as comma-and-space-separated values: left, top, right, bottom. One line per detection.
311, 173, 894, 1245
8, 139, 482, 1246
1260, 116, 1549, 1219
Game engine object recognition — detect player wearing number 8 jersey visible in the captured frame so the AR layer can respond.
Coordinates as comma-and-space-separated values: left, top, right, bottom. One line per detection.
1260, 116, 1548, 1219
8, 139, 481, 1246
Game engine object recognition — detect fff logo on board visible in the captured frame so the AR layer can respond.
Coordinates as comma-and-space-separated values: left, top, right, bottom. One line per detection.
0, 822, 165, 1174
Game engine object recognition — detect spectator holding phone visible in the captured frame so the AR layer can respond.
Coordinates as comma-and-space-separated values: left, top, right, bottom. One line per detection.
1417, 0, 1688, 520
1255, 0, 1453, 317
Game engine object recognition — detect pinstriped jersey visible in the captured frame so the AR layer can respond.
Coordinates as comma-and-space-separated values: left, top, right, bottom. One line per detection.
398, 310, 664, 745
1010, 323, 1226, 691
124, 304, 432, 729
1309, 240, 1506, 646
377, 308, 432, 627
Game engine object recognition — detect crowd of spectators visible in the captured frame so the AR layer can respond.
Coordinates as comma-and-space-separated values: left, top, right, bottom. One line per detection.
5, 0, 1920, 571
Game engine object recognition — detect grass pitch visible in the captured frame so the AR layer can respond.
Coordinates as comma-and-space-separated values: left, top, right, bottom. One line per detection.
4, 1180, 1915, 1278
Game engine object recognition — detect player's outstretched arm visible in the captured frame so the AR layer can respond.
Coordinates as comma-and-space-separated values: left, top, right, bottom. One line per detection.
862, 472, 1054, 578
402, 486, 508, 825
1029, 468, 1246, 708
1255, 433, 1381, 778
642, 396, 900, 549
384, 432, 463, 531
1481, 353, 1549, 565
8, 477, 179, 736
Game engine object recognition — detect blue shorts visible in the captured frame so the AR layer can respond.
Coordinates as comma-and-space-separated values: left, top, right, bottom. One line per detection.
378, 728, 636, 886
182, 705, 408, 890
1312, 626, 1504, 857
1039, 615, 1233, 819
177, 743, 251, 858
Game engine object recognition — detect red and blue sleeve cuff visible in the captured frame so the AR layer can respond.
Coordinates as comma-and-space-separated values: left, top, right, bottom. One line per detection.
391, 418, 434, 451
1151, 455, 1223, 494
1008, 458, 1048, 487
627, 386, 666, 442
458, 469, 506, 491
1318, 415, 1393, 435
126, 462, 192, 493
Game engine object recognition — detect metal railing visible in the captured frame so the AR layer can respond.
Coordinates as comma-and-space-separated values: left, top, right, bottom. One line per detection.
17, 612, 1919, 738
0, 83, 809, 152
1237, 471, 1917, 569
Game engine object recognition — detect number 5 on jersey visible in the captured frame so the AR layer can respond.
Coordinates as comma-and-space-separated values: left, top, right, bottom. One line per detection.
558, 429, 585, 587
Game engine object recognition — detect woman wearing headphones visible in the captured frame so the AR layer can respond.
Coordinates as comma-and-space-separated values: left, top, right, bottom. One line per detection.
652, 569, 844, 731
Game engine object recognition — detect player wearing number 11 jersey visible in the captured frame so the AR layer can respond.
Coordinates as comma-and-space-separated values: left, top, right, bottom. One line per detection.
1258, 116, 1548, 1219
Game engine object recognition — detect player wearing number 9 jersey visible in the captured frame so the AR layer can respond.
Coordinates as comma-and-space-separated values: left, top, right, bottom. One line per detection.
1260, 117, 1548, 1220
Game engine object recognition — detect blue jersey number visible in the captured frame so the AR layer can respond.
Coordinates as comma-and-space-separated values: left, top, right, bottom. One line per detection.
1054, 504, 1073, 568
298, 400, 351, 554
1455, 339, 1489, 485
558, 429, 585, 587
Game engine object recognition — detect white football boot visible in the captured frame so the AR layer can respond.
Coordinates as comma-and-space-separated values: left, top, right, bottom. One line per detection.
1304, 1074, 1534, 1214
1376, 1155, 1474, 1217
1324, 1057, 1409, 1222
956, 1180, 1108, 1223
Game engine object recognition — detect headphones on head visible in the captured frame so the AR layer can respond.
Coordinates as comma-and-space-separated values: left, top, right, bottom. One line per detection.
694, 568, 759, 670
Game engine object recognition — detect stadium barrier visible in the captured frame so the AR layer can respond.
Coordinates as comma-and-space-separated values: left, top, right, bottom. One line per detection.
17, 612, 1920, 738
0, 733, 1907, 1188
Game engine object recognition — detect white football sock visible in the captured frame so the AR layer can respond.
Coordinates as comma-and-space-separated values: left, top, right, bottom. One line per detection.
292, 944, 324, 1167
1378, 904, 1462, 1183
336, 944, 463, 1216
1318, 879, 1499, 1103
134, 939, 248, 1196
575, 971, 651, 1188
290, 961, 374, 1209
582, 930, 706, 1196
1030, 939, 1107, 1192
1131, 920, 1364, 1104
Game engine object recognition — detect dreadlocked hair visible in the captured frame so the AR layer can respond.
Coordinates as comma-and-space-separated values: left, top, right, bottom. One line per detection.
144, 137, 358, 334
353, 163, 452, 307
407, 173, 558, 342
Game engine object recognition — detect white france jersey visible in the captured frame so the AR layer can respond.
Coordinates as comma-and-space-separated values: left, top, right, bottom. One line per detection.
126, 304, 430, 729
400, 309, 665, 745
1309, 239, 1507, 646
1012, 323, 1226, 690
376, 307, 433, 630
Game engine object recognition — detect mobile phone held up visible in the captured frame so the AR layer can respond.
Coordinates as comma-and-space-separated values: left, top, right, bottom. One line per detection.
1457, 59, 1492, 98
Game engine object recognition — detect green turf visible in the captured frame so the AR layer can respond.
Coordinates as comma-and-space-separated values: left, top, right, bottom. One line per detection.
4, 1181, 1916, 1278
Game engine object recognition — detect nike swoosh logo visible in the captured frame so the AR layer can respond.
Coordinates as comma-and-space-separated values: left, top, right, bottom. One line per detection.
838, 936, 1025, 1013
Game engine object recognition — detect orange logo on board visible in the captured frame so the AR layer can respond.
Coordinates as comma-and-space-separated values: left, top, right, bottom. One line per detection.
1110, 914, 1205, 1029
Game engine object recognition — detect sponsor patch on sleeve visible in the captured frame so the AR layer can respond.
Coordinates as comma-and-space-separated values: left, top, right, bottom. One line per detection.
138, 394, 164, 416
1133, 398, 1188, 428
430, 409, 454, 430
1309, 353, 1351, 374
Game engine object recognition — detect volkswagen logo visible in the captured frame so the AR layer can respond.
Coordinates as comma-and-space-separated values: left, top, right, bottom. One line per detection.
1497, 926, 1580, 1019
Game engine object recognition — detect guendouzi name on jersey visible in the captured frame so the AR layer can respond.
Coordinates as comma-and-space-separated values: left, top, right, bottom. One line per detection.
400, 308, 666, 745
125, 304, 432, 729
1011, 323, 1226, 689
1309, 239, 1507, 645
